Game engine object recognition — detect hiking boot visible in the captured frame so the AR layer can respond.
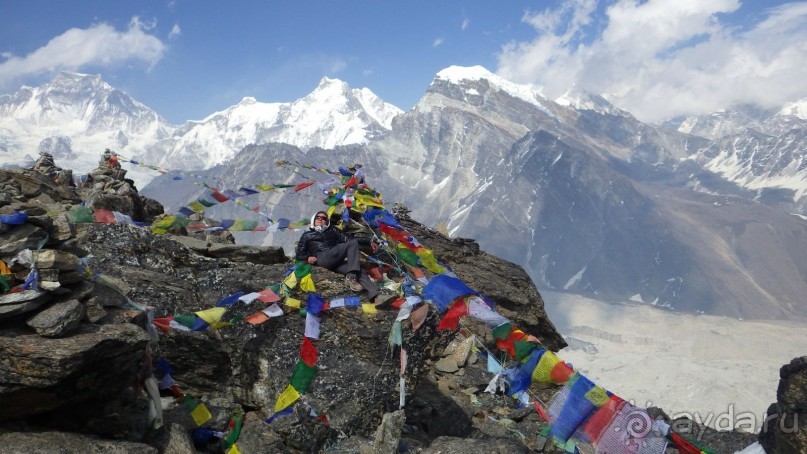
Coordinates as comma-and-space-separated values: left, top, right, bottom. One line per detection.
345, 274, 363, 292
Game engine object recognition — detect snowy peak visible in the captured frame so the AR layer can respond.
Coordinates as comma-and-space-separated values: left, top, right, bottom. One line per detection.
431, 65, 547, 109
148, 77, 403, 170
778, 98, 807, 120
555, 88, 631, 117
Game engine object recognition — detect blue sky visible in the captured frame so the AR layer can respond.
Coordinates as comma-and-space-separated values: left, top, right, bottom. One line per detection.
2, 1, 806, 123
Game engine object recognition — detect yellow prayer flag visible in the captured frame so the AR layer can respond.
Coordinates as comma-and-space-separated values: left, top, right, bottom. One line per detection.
190, 402, 212, 426
227, 444, 241, 454
211, 321, 233, 330
532, 350, 561, 384
188, 201, 206, 213
285, 297, 302, 309
283, 273, 298, 289
326, 205, 336, 219
299, 274, 316, 292
195, 307, 227, 325
585, 385, 610, 407
255, 184, 274, 191
274, 384, 300, 412
415, 249, 445, 274
361, 303, 378, 315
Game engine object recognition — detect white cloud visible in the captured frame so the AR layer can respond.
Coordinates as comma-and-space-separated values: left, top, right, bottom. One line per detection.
169, 23, 182, 40
497, 0, 807, 123
433, 37, 444, 47
0, 17, 165, 89
461, 18, 470, 31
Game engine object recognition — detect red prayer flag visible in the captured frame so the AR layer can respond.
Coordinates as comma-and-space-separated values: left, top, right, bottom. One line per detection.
294, 181, 316, 192
534, 401, 550, 422
152, 316, 173, 333
211, 191, 229, 202
300, 337, 318, 367
437, 298, 469, 331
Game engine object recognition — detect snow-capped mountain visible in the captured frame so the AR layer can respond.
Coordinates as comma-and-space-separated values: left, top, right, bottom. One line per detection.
3, 67, 807, 319
663, 104, 807, 211
0, 72, 175, 177
141, 77, 402, 170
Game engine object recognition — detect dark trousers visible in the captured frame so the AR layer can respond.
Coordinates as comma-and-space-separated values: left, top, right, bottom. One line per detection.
315, 239, 379, 298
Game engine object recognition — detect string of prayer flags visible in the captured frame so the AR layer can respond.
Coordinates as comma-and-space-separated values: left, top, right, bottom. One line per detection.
533, 350, 575, 385
436, 298, 469, 331
196, 307, 227, 325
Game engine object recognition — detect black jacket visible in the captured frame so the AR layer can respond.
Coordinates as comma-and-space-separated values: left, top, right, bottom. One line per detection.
295, 226, 369, 261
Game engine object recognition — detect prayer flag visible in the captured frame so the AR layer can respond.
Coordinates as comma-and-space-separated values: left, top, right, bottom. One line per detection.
294, 262, 312, 278
285, 297, 302, 309
345, 296, 361, 307
300, 337, 317, 367
388, 320, 403, 347
190, 402, 213, 426
290, 360, 317, 393
437, 298, 469, 331
195, 307, 227, 325
306, 293, 325, 315
422, 274, 478, 312
257, 288, 280, 303
282, 272, 298, 289
197, 198, 216, 207
274, 385, 300, 412
178, 207, 194, 218
329, 298, 346, 309
468, 297, 509, 328
262, 303, 283, 318
211, 191, 229, 202
362, 303, 378, 314
238, 292, 261, 304
244, 311, 270, 325
305, 313, 321, 339
188, 201, 206, 213
217, 291, 245, 307
264, 407, 293, 423
299, 274, 316, 292
410, 304, 429, 331
294, 181, 316, 192
487, 353, 503, 374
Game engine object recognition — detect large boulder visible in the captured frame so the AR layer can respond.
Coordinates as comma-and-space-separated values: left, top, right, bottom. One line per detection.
760, 356, 807, 453
0, 322, 148, 421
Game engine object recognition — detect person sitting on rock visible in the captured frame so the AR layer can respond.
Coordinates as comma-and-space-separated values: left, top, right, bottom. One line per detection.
295, 210, 392, 305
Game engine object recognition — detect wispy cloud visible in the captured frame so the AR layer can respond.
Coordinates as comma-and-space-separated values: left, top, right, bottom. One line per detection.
497, 0, 807, 122
433, 37, 444, 47
461, 18, 470, 31
0, 17, 165, 89
169, 23, 181, 40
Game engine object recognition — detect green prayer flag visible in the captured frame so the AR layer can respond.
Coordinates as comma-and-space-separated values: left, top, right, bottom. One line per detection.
223, 414, 243, 449
197, 198, 216, 207
184, 395, 199, 411
514, 341, 540, 362
0, 275, 10, 293
290, 360, 317, 393
267, 283, 281, 294
388, 320, 403, 347
395, 246, 420, 266
294, 262, 312, 278
492, 322, 512, 340
174, 314, 196, 329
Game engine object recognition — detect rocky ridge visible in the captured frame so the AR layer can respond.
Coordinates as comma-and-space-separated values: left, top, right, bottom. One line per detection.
0, 157, 776, 453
